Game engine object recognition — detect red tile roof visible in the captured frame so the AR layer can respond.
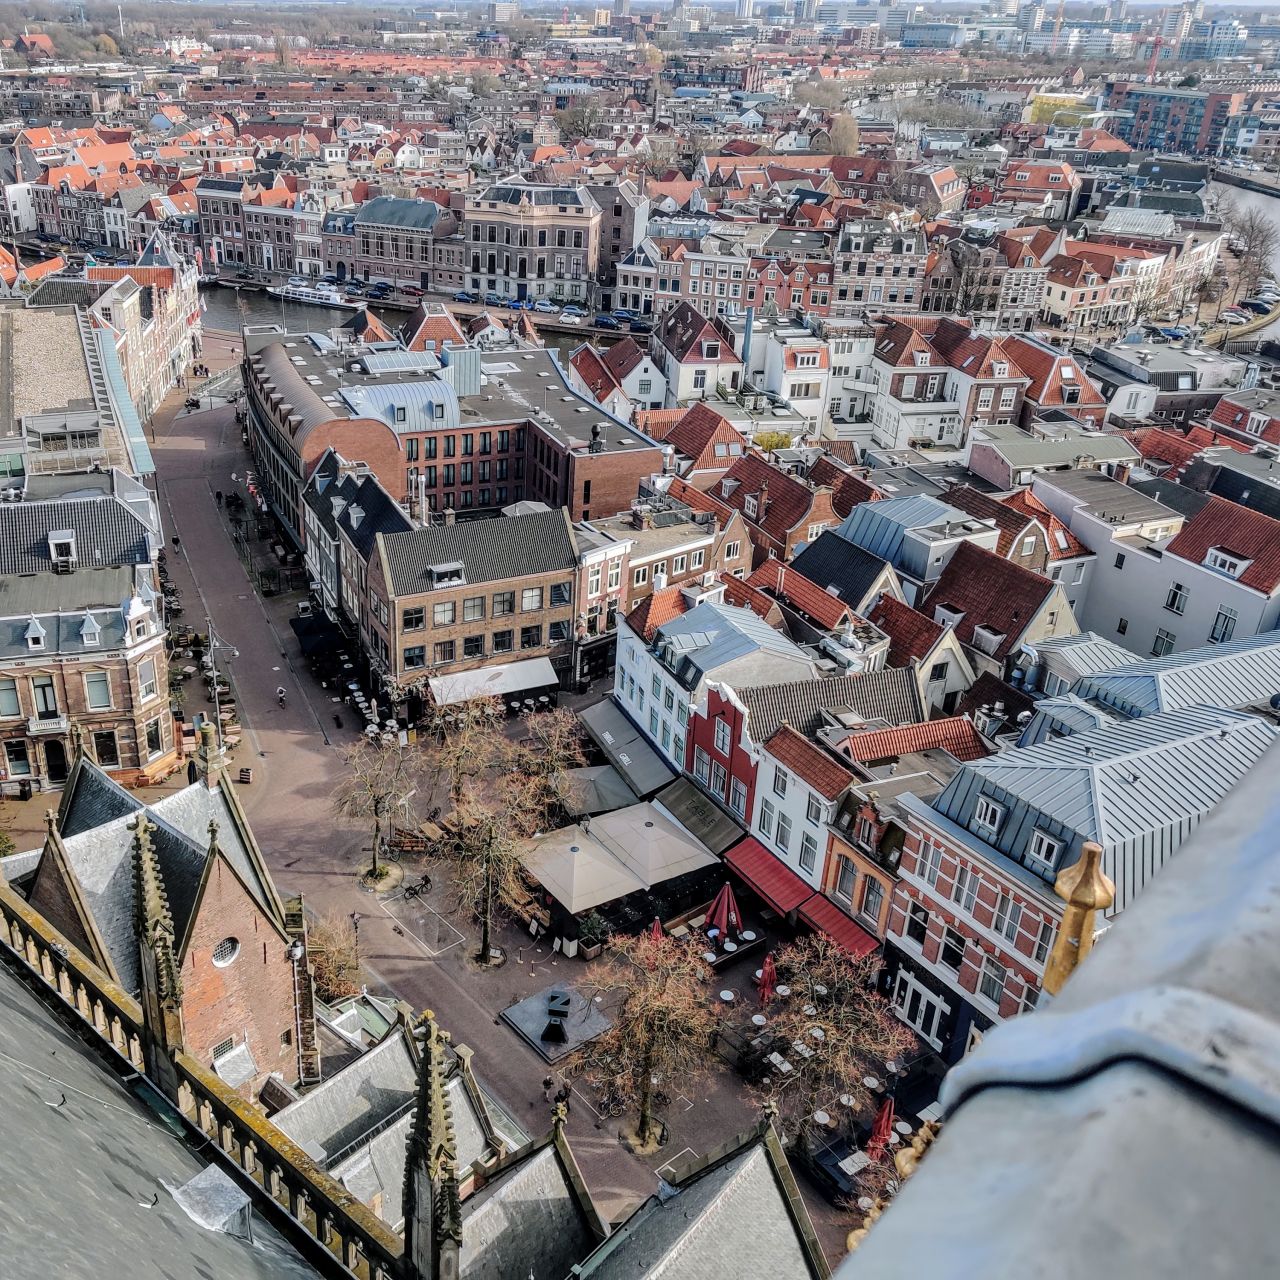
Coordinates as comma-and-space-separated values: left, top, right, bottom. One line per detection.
867, 594, 944, 665
839, 717, 991, 765
601, 335, 646, 381
624, 586, 692, 642
921, 541, 1059, 661
570, 343, 621, 403
746, 559, 853, 631
664, 403, 749, 475
1127, 426, 1208, 473
399, 304, 465, 351
666, 475, 735, 523
999, 489, 1089, 561
718, 573, 779, 621
1165, 495, 1280, 594
807, 456, 880, 518
943, 484, 1032, 558
634, 408, 685, 439
1001, 335, 1106, 415
765, 725, 855, 799
715, 453, 828, 543
1209, 393, 1280, 448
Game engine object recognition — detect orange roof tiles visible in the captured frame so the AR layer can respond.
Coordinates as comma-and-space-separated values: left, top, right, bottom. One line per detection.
765, 725, 855, 800
1166, 495, 1280, 595
840, 717, 991, 765
625, 586, 693, 642
867, 594, 944, 666
747, 559, 853, 631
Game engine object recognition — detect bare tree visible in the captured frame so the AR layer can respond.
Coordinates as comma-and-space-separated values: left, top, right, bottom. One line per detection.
570, 932, 719, 1149
433, 702, 586, 965
830, 114, 861, 157
332, 736, 427, 880
308, 912, 361, 1002
753, 934, 914, 1142
1221, 201, 1280, 300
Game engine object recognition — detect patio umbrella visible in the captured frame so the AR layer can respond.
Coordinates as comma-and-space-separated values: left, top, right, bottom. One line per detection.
706, 882, 742, 939
757, 952, 777, 1004
865, 1096, 895, 1161
649, 916, 664, 943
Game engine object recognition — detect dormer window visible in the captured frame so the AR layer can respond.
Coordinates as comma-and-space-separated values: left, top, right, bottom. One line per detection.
80, 614, 101, 647
25, 618, 46, 651
1028, 828, 1062, 866
49, 530, 76, 565
702, 341, 720, 360
1205, 547, 1248, 577
427, 561, 466, 588
973, 795, 1004, 842
744, 495, 758, 518
395, 406, 406, 424
914, 352, 929, 367
1247, 412, 1269, 436
993, 362, 1009, 378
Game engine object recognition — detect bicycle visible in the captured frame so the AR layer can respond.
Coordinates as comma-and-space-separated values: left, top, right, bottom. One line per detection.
402, 874, 431, 902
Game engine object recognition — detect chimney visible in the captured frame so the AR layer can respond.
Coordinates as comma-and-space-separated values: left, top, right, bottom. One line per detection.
758, 479, 769, 518
443, 506, 456, 526
1111, 461, 1131, 484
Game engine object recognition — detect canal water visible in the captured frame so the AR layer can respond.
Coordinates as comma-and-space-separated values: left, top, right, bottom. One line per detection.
198, 286, 585, 359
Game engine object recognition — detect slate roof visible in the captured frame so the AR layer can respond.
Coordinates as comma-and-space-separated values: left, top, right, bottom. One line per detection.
459, 1141, 603, 1280
0, 496, 152, 575
1164, 494, 1280, 595
765, 725, 854, 799
868, 593, 945, 666
651, 600, 814, 690
1071, 632, 1280, 718
48, 760, 273, 996
738, 666, 923, 741
378, 509, 578, 596
788, 530, 893, 611
574, 1134, 824, 1279
922, 541, 1061, 661
353, 195, 444, 230
0, 961, 322, 1280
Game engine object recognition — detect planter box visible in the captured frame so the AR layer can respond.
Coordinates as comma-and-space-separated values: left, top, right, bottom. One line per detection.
579, 941, 603, 960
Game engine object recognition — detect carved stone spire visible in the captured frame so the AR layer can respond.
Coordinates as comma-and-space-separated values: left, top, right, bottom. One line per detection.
194, 720, 224, 790
132, 817, 184, 1098
402, 1011, 462, 1280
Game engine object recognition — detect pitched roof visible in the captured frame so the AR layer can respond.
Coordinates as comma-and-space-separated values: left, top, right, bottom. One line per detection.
765, 725, 854, 799
841, 716, 992, 764
746, 559, 853, 631
378, 509, 577, 596
806, 455, 880, 518
0, 493, 152, 575
789, 530, 893, 610
998, 488, 1089, 560
625, 585, 692, 642
1001, 335, 1106, 412
867, 593, 944, 665
664, 403, 748, 474
714, 454, 826, 542
654, 301, 740, 364
600, 336, 646, 381
399, 303, 465, 351
922, 541, 1060, 660
738, 666, 923, 741
943, 484, 1033, 557
1165, 494, 1280, 594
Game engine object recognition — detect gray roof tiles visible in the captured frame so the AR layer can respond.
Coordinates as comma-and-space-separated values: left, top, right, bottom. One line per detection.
0, 494, 152, 575
789, 529, 894, 610
379, 509, 578, 597
739, 666, 924, 741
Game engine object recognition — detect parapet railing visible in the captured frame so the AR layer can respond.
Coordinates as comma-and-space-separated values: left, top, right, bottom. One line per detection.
0, 877, 404, 1280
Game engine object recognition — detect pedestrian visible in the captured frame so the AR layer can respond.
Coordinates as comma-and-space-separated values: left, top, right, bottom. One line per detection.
554, 1083, 572, 1114
215, 490, 223, 507
543, 1075, 557, 1104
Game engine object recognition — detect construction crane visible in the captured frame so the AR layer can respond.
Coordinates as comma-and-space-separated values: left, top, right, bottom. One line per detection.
1147, 33, 1164, 82
1050, 0, 1065, 56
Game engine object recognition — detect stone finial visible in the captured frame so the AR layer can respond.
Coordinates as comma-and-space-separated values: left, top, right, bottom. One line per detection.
1043, 840, 1115, 997
44, 808, 58, 836
132, 818, 182, 1006
69, 720, 86, 760
206, 818, 220, 854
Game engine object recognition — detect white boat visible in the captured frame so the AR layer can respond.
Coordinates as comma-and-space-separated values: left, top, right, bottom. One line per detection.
265, 283, 362, 310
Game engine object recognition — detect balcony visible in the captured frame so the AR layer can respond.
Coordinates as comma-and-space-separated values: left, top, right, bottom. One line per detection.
27, 713, 68, 735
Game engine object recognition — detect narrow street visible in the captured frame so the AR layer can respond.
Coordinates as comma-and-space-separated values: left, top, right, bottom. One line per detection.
1, 332, 844, 1259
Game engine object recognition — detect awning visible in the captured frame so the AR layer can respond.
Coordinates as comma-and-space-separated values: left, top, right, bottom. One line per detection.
655, 777, 744, 856
428, 656, 558, 707
522, 825, 645, 914
289, 614, 340, 657
799, 893, 879, 958
579, 698, 676, 797
562, 765, 638, 817
724, 837, 813, 915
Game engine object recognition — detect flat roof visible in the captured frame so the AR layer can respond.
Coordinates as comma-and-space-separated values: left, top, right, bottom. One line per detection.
1036, 467, 1180, 523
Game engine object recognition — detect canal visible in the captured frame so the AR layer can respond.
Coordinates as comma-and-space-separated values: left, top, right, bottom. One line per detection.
198, 286, 588, 359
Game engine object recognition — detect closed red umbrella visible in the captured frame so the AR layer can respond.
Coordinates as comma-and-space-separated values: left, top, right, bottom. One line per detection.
649, 916, 664, 943
757, 952, 777, 1004
865, 1096, 895, 1161
706, 882, 742, 939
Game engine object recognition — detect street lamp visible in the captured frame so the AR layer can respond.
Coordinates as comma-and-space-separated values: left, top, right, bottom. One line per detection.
204, 615, 239, 750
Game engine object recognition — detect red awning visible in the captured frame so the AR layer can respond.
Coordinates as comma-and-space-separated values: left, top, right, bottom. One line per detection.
799, 893, 879, 958
724, 837, 813, 915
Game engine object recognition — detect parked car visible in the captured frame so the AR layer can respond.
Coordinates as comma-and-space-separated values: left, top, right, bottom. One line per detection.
454, 290, 477, 303
344, 282, 366, 295
505, 297, 530, 310
560, 305, 586, 317
322, 273, 340, 285
1222, 313, 1249, 325
1240, 299, 1271, 314
595, 315, 622, 330
402, 285, 424, 297
628, 319, 653, 335
483, 291, 503, 306
533, 299, 557, 313
612, 308, 638, 321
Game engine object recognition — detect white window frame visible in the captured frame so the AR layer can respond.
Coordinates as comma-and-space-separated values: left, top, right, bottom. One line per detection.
1027, 828, 1062, 867
979, 956, 1007, 1005
993, 893, 1022, 942
138, 657, 158, 702
973, 796, 1004, 841
84, 671, 112, 711
772, 765, 788, 798
713, 718, 731, 756
799, 830, 819, 873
